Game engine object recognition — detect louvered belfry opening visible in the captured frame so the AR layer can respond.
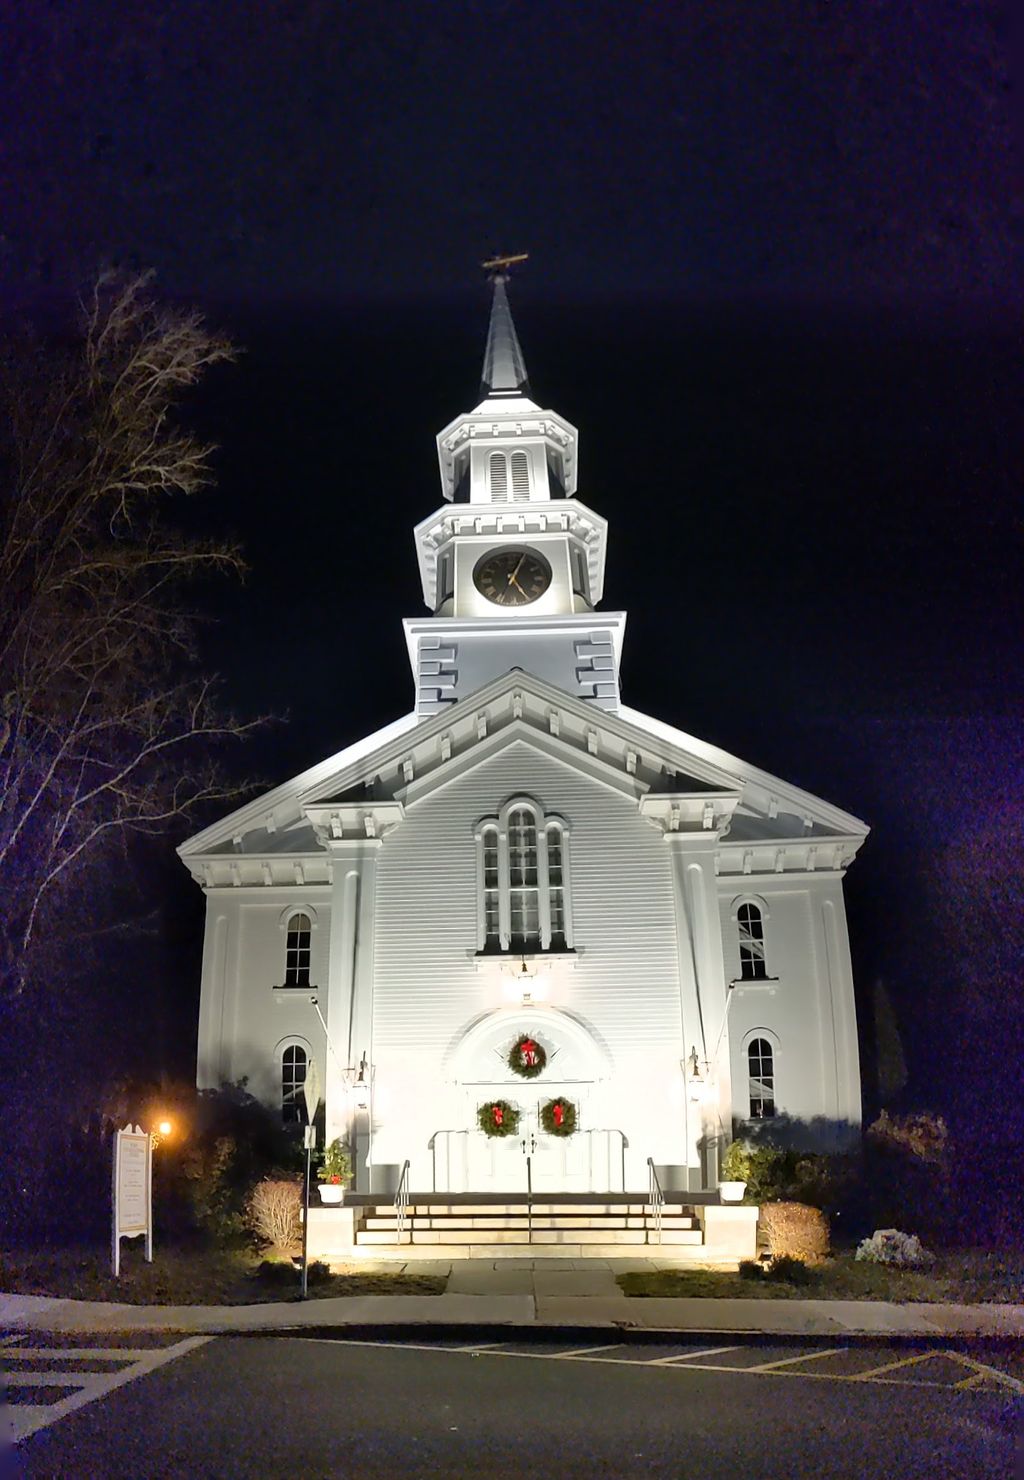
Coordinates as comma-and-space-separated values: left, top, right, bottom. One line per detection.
510, 450, 531, 501
489, 452, 507, 502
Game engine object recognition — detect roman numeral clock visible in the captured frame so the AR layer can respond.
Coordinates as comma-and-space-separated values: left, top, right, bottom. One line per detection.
473, 548, 552, 607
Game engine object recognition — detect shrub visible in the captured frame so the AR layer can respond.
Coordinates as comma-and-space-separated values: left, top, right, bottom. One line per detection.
760, 1202, 830, 1263
246, 1178, 302, 1256
738, 1259, 764, 1281
180, 1135, 243, 1243
765, 1254, 812, 1286
855, 1229, 934, 1268
254, 1259, 297, 1287
867, 1111, 949, 1167
306, 1260, 332, 1286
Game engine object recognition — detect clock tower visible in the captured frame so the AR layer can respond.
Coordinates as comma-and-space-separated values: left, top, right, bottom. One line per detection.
405, 264, 625, 714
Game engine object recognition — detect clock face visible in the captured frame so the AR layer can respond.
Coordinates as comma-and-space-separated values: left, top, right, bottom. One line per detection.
473, 548, 553, 607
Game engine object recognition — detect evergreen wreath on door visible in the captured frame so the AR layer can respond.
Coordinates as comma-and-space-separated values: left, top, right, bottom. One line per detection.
507, 1033, 547, 1078
541, 1097, 577, 1137
478, 1100, 520, 1138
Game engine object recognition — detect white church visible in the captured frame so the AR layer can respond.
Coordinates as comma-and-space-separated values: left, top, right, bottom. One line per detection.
179, 268, 867, 1244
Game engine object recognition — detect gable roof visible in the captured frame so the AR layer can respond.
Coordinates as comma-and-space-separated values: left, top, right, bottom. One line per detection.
179, 669, 868, 864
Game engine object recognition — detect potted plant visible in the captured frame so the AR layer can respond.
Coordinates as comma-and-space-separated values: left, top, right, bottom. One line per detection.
317, 1138, 352, 1204
719, 1139, 750, 1203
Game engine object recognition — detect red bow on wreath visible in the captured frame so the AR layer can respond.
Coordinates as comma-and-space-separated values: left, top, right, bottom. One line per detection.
553, 1102, 565, 1127
519, 1038, 538, 1067
492, 1105, 504, 1127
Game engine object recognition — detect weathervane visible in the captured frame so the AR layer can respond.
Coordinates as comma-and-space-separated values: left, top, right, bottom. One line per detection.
481, 251, 529, 280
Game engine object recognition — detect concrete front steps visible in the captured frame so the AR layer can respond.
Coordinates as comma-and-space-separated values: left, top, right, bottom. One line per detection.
352, 1199, 704, 1259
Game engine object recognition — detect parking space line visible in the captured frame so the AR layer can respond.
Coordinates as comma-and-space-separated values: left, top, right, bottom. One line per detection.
9, 1335, 212, 1443
651, 1346, 743, 1365
289, 1336, 1020, 1395
746, 1347, 845, 1373
849, 1352, 946, 1382
948, 1353, 1024, 1395
448, 1341, 503, 1353
953, 1371, 988, 1391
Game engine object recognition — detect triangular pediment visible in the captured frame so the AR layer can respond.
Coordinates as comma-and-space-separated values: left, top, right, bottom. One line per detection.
180, 669, 867, 868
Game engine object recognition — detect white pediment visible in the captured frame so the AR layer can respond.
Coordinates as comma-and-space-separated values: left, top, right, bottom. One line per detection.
179, 668, 868, 874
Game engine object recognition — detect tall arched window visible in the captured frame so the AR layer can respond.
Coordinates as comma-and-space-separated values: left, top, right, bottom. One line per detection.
481, 824, 500, 948
737, 902, 768, 980
508, 807, 540, 946
747, 1038, 776, 1119
281, 1043, 308, 1125
475, 802, 573, 953
284, 912, 312, 986
546, 822, 567, 948
510, 450, 531, 501
489, 452, 507, 501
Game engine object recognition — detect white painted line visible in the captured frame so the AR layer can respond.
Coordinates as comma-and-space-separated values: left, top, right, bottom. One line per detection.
10, 1335, 212, 1443
951, 1354, 1024, 1395
547, 1343, 624, 1359
651, 1345, 744, 1365
746, 1347, 846, 1373
447, 1341, 504, 1353
286, 1336, 1018, 1394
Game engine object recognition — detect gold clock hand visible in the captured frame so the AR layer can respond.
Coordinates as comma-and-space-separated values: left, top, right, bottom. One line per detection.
507, 555, 525, 584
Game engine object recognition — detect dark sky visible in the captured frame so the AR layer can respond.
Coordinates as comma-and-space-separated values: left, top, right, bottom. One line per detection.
2, 3, 1021, 1140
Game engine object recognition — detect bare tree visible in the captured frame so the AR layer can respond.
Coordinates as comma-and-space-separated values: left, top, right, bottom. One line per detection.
0, 272, 264, 998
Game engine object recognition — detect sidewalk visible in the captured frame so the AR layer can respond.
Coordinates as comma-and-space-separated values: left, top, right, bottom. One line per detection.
3, 1260, 1023, 1340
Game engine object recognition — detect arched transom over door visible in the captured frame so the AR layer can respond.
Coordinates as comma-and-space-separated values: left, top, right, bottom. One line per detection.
431, 1008, 622, 1194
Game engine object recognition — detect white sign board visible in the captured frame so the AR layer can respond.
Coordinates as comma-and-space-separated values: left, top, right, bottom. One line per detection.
112, 1124, 153, 1276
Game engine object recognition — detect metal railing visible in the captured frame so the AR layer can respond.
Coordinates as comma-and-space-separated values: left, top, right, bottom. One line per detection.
647, 1157, 664, 1245
394, 1159, 411, 1246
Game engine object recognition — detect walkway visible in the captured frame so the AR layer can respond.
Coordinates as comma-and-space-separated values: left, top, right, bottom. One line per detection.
3, 1259, 1023, 1340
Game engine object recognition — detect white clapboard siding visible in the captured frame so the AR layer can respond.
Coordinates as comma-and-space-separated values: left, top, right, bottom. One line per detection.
372, 740, 681, 1054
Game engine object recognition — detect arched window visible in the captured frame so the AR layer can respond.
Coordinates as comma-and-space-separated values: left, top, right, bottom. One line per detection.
284, 912, 312, 986
281, 1043, 308, 1125
481, 824, 500, 949
747, 1037, 776, 1119
546, 822, 567, 948
475, 802, 573, 953
510, 450, 531, 502
508, 807, 540, 946
489, 452, 508, 502
737, 902, 768, 980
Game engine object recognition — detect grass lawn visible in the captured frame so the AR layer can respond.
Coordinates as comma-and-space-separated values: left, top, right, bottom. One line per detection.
0, 1244, 446, 1304
618, 1249, 1024, 1303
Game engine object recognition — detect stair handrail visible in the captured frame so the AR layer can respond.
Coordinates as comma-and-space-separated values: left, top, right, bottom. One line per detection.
395, 1159, 411, 1246
646, 1157, 664, 1245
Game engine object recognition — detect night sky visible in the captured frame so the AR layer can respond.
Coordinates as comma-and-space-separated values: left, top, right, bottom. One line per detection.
2, 5, 1020, 1149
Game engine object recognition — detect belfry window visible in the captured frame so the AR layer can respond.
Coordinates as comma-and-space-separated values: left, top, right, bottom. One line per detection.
747, 1038, 776, 1119
489, 452, 508, 502
281, 1043, 308, 1125
510, 451, 531, 501
284, 912, 312, 986
737, 902, 768, 980
475, 801, 573, 953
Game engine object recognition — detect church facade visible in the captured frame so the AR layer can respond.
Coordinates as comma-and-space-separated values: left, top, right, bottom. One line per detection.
179, 275, 867, 1197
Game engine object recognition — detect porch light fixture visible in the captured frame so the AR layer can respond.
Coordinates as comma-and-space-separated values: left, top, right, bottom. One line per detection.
351, 1052, 371, 1109
687, 1046, 706, 1103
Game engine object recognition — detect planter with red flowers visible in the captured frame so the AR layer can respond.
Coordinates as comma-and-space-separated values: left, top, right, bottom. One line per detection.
478, 1100, 521, 1138
540, 1097, 577, 1137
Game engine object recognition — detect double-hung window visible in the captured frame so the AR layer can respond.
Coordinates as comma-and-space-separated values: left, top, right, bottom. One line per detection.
476, 800, 572, 953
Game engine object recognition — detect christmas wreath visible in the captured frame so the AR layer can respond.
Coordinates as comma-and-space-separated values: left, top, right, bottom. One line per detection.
478, 1100, 520, 1138
507, 1033, 547, 1079
541, 1097, 577, 1137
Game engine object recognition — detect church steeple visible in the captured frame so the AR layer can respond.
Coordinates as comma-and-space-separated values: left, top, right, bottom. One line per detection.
481, 268, 530, 398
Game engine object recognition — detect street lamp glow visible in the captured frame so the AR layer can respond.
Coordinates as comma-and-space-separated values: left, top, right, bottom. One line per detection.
157, 1118, 173, 1137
